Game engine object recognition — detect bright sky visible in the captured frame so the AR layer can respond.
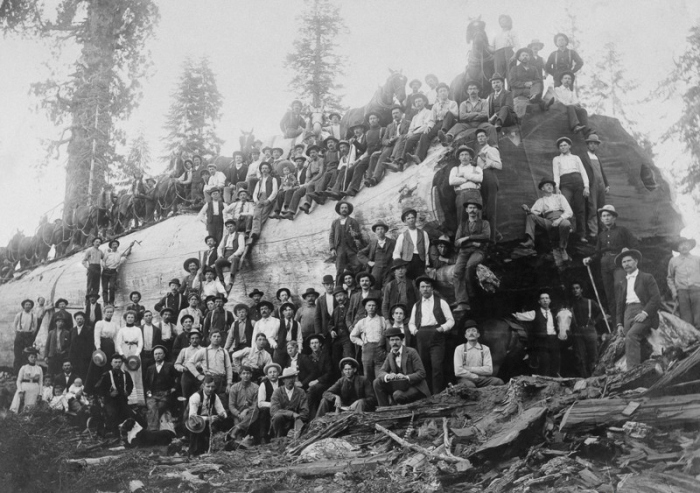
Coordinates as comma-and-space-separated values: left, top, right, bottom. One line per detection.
1, 0, 699, 245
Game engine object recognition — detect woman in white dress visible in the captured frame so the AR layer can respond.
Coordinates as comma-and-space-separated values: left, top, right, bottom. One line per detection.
10, 347, 44, 413
116, 311, 145, 406
86, 305, 119, 391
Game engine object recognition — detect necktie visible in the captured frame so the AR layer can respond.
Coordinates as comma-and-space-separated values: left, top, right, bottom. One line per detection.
57, 329, 62, 352
398, 281, 407, 303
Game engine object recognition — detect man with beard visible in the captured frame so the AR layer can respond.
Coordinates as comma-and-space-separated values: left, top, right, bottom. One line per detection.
145, 345, 177, 430
392, 208, 430, 282
202, 294, 234, 344
445, 81, 497, 148
509, 47, 543, 103
329, 201, 363, 285
69, 311, 93, 380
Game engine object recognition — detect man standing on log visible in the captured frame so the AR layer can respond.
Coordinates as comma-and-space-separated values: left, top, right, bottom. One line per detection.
409, 276, 455, 393
453, 201, 491, 313
476, 128, 502, 241
583, 205, 639, 324
578, 134, 608, 241
393, 208, 431, 282
445, 81, 497, 148
667, 237, 700, 330
366, 104, 409, 182
545, 33, 584, 87
374, 327, 430, 406
615, 250, 660, 368
197, 187, 226, 245
509, 47, 543, 103
82, 237, 103, 296
329, 201, 363, 286
101, 239, 135, 305
280, 99, 307, 139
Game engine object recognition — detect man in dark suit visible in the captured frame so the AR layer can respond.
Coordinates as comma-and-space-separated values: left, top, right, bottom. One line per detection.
303, 334, 333, 418
578, 134, 609, 240
270, 368, 309, 438
615, 249, 660, 368
141, 311, 162, 373
366, 105, 410, 183
373, 327, 431, 406
84, 293, 102, 325
359, 222, 396, 288
326, 287, 354, 375
382, 259, 418, 319
96, 353, 134, 435
317, 357, 376, 417
69, 311, 94, 380
45, 317, 72, 377
486, 73, 516, 131
224, 304, 255, 354
53, 360, 77, 390
144, 345, 177, 430
329, 201, 364, 285
154, 279, 187, 316
314, 275, 336, 346
346, 114, 384, 197
224, 151, 248, 203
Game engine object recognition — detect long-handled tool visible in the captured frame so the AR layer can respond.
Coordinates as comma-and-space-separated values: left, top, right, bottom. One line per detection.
586, 264, 612, 333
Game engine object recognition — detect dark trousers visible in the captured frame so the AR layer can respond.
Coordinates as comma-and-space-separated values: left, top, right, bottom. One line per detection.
564, 104, 589, 130
288, 185, 309, 212
308, 382, 331, 419
405, 254, 426, 281
415, 325, 446, 393
534, 335, 560, 377
181, 372, 200, 401
525, 214, 571, 249
104, 396, 131, 434
481, 169, 499, 239
512, 81, 543, 102
274, 189, 296, 212
330, 167, 354, 194
347, 155, 372, 192
559, 172, 585, 236
573, 326, 598, 377
101, 268, 118, 305
215, 249, 241, 283
492, 106, 517, 127
317, 168, 339, 192
623, 303, 653, 367
455, 189, 482, 226
678, 288, 700, 329
146, 391, 172, 430
586, 178, 606, 236
456, 376, 504, 387
317, 396, 372, 418
86, 264, 101, 296
373, 378, 424, 407
402, 132, 422, 161
207, 216, 224, 246
361, 342, 386, 383
416, 114, 455, 161
453, 247, 485, 305
271, 412, 304, 438
257, 407, 271, 442
494, 47, 514, 85
600, 255, 625, 323
330, 334, 353, 377
14, 332, 35, 374
335, 247, 362, 285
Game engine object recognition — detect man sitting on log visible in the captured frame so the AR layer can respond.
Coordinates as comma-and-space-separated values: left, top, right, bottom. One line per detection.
345, 113, 384, 197
407, 82, 457, 163
203, 164, 227, 203
615, 249, 660, 369
373, 327, 431, 406
316, 357, 376, 418
291, 145, 324, 216
453, 200, 491, 313
453, 320, 504, 388
486, 73, 516, 132
214, 219, 245, 285
400, 93, 431, 165
306, 137, 340, 206
270, 367, 309, 439
446, 81, 498, 148
520, 177, 573, 261
366, 104, 409, 182
280, 99, 307, 139
553, 72, 590, 135
223, 186, 254, 237
509, 47, 543, 104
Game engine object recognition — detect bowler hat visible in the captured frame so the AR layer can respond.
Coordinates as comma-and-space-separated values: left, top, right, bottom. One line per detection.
389, 258, 409, 271
248, 289, 264, 298
464, 319, 478, 330
301, 287, 320, 299
225, 219, 236, 226
554, 33, 570, 45
615, 249, 643, 268
21, 299, 34, 308
489, 73, 505, 83
332, 286, 346, 297
339, 357, 359, 370
538, 177, 557, 190
385, 327, 405, 339
322, 274, 335, 284
585, 134, 602, 144
263, 362, 282, 375
556, 136, 572, 148
233, 303, 249, 314
401, 208, 417, 222
597, 204, 618, 217
92, 350, 107, 367
204, 235, 217, 244
276, 287, 291, 300
355, 271, 376, 286
415, 275, 436, 287
186, 415, 206, 434
372, 221, 389, 232
108, 239, 120, 248
86, 292, 100, 299
169, 278, 181, 286
125, 356, 141, 372
454, 145, 475, 160
335, 201, 354, 215
258, 300, 274, 311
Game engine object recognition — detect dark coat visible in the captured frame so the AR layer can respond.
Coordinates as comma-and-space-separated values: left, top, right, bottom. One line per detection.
377, 346, 430, 398
154, 292, 187, 316
486, 90, 515, 117
304, 350, 333, 387
45, 327, 71, 359
615, 271, 661, 328
314, 292, 336, 335
381, 279, 418, 322
329, 216, 362, 252
53, 371, 77, 389
578, 151, 609, 188
346, 288, 383, 328
96, 368, 134, 403
69, 324, 94, 379
270, 385, 309, 420
84, 302, 103, 323
382, 119, 410, 147
226, 164, 249, 186
144, 362, 177, 394
141, 324, 163, 352
324, 374, 376, 407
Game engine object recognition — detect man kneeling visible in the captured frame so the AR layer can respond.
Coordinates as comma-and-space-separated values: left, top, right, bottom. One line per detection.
317, 357, 376, 418
270, 367, 309, 439
373, 327, 431, 406
453, 320, 504, 388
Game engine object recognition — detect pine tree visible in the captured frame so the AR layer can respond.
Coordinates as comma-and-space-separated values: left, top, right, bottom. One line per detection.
113, 130, 152, 189
162, 56, 224, 167
284, 0, 347, 111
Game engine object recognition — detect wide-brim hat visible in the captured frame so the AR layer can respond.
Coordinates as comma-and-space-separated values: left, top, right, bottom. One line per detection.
129, 291, 142, 301
335, 201, 354, 215
615, 249, 643, 268
305, 333, 325, 345
554, 33, 570, 45
409, 78, 422, 88
389, 258, 409, 271
160, 307, 175, 316
258, 300, 274, 311
152, 345, 168, 355
339, 357, 359, 370
23, 347, 39, 357
355, 271, 376, 286
435, 82, 450, 93
73, 311, 86, 320
412, 93, 428, 104
464, 199, 483, 210
293, 155, 307, 163
385, 327, 405, 339
556, 136, 572, 148
332, 286, 346, 297
108, 239, 120, 248
557, 70, 576, 84
261, 146, 272, 154
276, 287, 291, 300
263, 362, 282, 375
538, 177, 557, 190
361, 297, 380, 307
183, 257, 200, 272
204, 235, 217, 244
401, 208, 417, 222
585, 134, 602, 144
415, 275, 436, 287
168, 278, 181, 287
92, 349, 107, 367
489, 73, 505, 83
366, 111, 382, 122
454, 145, 475, 160
433, 235, 452, 247
86, 292, 100, 300
675, 237, 697, 251
597, 205, 618, 217
233, 303, 249, 314
224, 219, 236, 227
425, 73, 438, 83
528, 38, 544, 50
248, 289, 264, 298
186, 415, 206, 434
54, 298, 68, 308
514, 47, 534, 61
272, 147, 284, 155
279, 367, 299, 380
306, 144, 321, 156
465, 79, 482, 90
232, 151, 244, 159
280, 302, 297, 314
21, 299, 34, 308
329, 112, 342, 120
372, 221, 389, 233
125, 355, 141, 372
301, 288, 320, 299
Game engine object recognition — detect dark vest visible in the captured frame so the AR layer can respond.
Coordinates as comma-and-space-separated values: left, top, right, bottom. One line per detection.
257, 176, 274, 199
231, 318, 253, 349
263, 380, 275, 401
414, 294, 447, 327
206, 200, 225, 223
151, 364, 171, 393
400, 229, 426, 261
196, 389, 216, 415
277, 318, 298, 346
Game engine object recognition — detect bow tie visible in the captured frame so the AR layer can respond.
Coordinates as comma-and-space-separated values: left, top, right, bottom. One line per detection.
393, 351, 400, 356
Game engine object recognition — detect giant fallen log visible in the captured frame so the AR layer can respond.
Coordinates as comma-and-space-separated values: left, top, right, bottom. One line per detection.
617, 471, 700, 493
645, 346, 700, 396
606, 359, 665, 395
470, 407, 547, 461
559, 393, 700, 432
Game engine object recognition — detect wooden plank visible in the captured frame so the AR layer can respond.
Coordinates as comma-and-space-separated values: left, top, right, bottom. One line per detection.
263, 452, 397, 477
471, 407, 547, 460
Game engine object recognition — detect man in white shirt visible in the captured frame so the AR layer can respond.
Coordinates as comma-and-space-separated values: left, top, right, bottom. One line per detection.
203, 163, 227, 202
453, 320, 504, 388
411, 82, 458, 163
250, 162, 278, 241
349, 298, 388, 382
322, 112, 343, 140
223, 187, 254, 237
475, 128, 502, 241
187, 375, 227, 456
400, 93, 431, 165
270, 367, 309, 439
187, 330, 232, 406
232, 333, 273, 381
174, 330, 203, 400
448, 146, 483, 226
553, 136, 589, 243
252, 301, 279, 354
520, 177, 573, 259
100, 239, 135, 305
392, 208, 431, 281
408, 276, 455, 393
553, 71, 590, 135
